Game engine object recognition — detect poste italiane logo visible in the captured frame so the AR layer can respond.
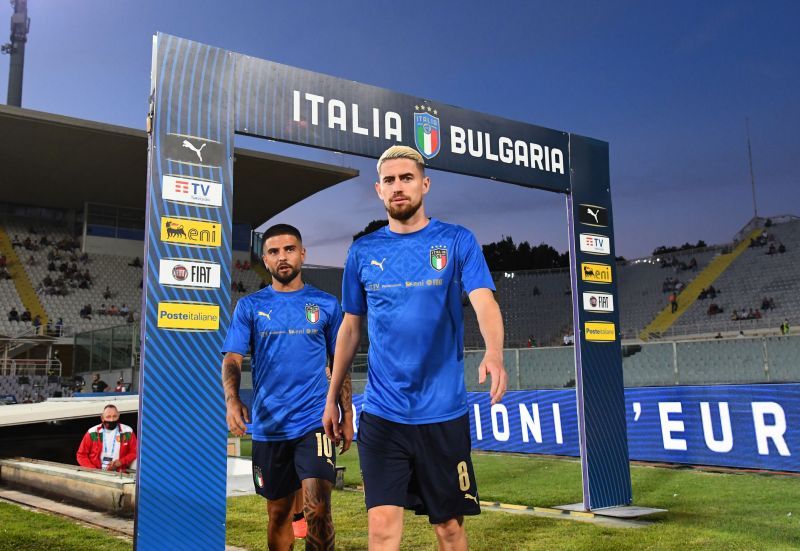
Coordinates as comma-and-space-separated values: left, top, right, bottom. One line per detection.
584, 321, 616, 342
157, 301, 219, 331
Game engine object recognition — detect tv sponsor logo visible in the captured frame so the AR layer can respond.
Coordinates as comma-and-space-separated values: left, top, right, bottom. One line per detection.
162, 175, 223, 208
581, 262, 612, 284
579, 233, 610, 255
159, 259, 221, 289
584, 321, 616, 342
157, 301, 219, 331
578, 204, 608, 227
160, 216, 221, 248
582, 292, 614, 313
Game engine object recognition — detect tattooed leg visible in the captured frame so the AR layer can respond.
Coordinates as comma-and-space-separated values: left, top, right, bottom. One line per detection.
302, 478, 334, 551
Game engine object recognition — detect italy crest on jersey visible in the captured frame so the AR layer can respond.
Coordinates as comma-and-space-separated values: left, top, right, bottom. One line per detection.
253, 466, 264, 489
305, 304, 320, 324
430, 246, 448, 271
414, 111, 441, 159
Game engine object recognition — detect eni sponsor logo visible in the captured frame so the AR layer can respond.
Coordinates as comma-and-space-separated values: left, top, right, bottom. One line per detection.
584, 321, 616, 342
160, 216, 221, 248
581, 262, 612, 284
157, 301, 219, 331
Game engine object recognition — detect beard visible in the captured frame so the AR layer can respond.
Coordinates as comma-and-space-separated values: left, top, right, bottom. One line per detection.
385, 196, 422, 221
269, 265, 300, 285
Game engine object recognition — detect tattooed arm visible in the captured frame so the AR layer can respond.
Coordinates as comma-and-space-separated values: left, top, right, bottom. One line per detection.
338, 367, 354, 453
221, 352, 250, 436
323, 313, 361, 450
325, 359, 353, 453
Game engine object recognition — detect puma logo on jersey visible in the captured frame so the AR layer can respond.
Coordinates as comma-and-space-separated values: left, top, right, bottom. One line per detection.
257, 310, 272, 320
464, 493, 479, 504
370, 258, 386, 271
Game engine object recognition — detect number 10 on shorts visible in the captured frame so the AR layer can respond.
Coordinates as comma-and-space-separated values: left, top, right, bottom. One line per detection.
316, 433, 333, 458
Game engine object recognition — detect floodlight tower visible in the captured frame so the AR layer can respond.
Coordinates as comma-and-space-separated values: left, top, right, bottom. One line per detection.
2, 0, 30, 107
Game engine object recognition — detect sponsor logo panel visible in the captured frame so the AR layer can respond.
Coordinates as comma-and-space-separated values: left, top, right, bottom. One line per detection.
578, 204, 608, 227
582, 292, 614, 313
160, 216, 221, 248
159, 259, 221, 289
579, 233, 611, 255
584, 321, 616, 342
163, 133, 224, 167
162, 175, 223, 207
157, 302, 219, 331
581, 262, 612, 284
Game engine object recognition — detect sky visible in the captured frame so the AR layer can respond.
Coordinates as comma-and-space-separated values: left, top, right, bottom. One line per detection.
2, 1, 798, 266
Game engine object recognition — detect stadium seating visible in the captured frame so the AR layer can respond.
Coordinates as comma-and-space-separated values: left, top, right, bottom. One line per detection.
664, 220, 800, 337
0, 279, 27, 336
618, 249, 717, 338
3, 217, 798, 348
0, 374, 64, 403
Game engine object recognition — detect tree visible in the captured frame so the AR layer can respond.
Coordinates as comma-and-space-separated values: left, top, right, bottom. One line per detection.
652, 239, 707, 256
481, 236, 568, 271
353, 220, 389, 241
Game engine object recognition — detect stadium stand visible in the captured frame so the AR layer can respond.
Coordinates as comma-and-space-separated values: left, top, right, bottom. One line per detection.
5, 217, 143, 335
463, 269, 572, 349
653, 219, 800, 338
0, 374, 65, 403
618, 249, 717, 339
4, 213, 799, 397
0, 279, 26, 336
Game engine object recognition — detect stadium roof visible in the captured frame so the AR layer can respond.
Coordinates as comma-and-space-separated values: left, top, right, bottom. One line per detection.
0, 105, 359, 225
0, 396, 138, 427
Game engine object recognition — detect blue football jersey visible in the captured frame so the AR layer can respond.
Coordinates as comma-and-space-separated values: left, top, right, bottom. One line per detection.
342, 218, 494, 424
222, 284, 342, 441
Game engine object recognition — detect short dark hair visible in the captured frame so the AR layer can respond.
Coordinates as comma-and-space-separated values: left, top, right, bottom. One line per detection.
102, 404, 118, 413
262, 224, 302, 252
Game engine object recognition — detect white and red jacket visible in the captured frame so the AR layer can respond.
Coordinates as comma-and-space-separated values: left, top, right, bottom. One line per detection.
76, 423, 137, 472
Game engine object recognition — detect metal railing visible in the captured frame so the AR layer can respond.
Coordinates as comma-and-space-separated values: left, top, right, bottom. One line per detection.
0, 358, 62, 377
352, 334, 800, 391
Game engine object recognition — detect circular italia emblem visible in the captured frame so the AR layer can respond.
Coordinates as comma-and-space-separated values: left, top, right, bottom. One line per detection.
305, 304, 320, 324
172, 264, 188, 281
253, 465, 264, 489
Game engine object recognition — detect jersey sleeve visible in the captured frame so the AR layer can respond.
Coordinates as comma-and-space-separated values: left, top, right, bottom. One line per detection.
342, 245, 367, 315
324, 299, 343, 357
221, 299, 252, 355
457, 228, 495, 294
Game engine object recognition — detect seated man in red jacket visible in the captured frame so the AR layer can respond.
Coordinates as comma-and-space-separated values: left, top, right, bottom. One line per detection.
76, 404, 137, 472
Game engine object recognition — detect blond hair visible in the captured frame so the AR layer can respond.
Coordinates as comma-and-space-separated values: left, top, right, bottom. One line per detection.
376, 145, 425, 175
